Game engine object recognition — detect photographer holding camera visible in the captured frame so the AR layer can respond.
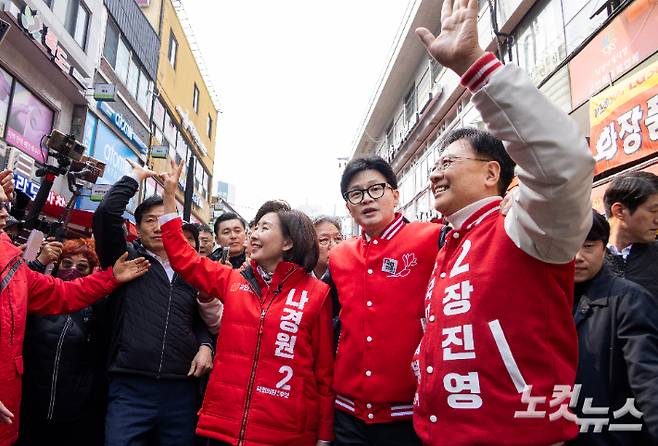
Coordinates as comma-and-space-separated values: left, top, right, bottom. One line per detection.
0, 168, 150, 446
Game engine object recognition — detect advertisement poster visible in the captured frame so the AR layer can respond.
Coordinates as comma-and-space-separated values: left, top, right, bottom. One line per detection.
589, 60, 658, 175
77, 121, 139, 216
5, 82, 54, 160
0, 67, 13, 136
569, 0, 658, 107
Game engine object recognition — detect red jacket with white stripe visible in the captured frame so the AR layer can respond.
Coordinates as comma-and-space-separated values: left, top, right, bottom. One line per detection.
0, 232, 119, 446
328, 214, 441, 423
160, 217, 334, 446
413, 54, 594, 445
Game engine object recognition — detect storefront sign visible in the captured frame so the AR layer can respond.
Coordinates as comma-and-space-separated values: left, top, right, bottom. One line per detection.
3, 4, 88, 89
90, 183, 111, 202
569, 0, 658, 107
590, 60, 658, 175
150, 145, 167, 159
176, 106, 208, 156
13, 172, 66, 206
192, 192, 204, 208
94, 83, 117, 102
98, 101, 149, 154
5, 82, 54, 160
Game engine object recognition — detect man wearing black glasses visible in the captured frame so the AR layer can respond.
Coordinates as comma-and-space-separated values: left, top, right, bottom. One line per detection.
325, 156, 442, 446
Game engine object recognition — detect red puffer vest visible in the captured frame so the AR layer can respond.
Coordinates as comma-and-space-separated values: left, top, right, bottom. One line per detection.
160, 218, 334, 446
0, 232, 118, 446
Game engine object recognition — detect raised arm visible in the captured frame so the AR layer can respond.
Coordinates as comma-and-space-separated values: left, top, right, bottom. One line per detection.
93, 161, 159, 267
158, 160, 233, 300
417, 0, 594, 263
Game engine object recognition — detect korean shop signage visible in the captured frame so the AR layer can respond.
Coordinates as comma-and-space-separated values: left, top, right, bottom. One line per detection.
176, 106, 208, 156
98, 101, 149, 154
569, 0, 658, 107
589, 60, 658, 175
3, 3, 87, 89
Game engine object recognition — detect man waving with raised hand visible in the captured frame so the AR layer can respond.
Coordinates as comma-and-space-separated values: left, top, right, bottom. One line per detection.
412, 1, 594, 445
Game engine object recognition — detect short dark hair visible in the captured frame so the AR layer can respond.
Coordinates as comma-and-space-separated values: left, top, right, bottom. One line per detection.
182, 222, 200, 251
340, 156, 398, 196
135, 195, 164, 225
313, 215, 342, 232
197, 224, 213, 235
253, 200, 291, 228
587, 210, 610, 244
213, 212, 246, 235
439, 127, 516, 195
278, 210, 319, 273
603, 171, 658, 217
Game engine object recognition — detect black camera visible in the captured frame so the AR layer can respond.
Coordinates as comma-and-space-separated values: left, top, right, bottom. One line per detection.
44, 130, 85, 162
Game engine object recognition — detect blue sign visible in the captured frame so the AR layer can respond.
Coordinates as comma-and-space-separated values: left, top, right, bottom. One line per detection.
98, 101, 149, 154
83, 111, 98, 151
76, 121, 138, 219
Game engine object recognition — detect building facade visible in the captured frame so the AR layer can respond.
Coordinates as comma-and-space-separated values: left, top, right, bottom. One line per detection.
141, 0, 219, 224
0, 0, 105, 212
352, 0, 658, 223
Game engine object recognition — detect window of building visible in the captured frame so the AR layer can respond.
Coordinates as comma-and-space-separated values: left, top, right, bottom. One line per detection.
115, 38, 130, 84
64, 0, 90, 50
404, 85, 417, 123
103, 20, 119, 67
193, 83, 199, 113
127, 58, 139, 98
563, 0, 608, 54
168, 30, 178, 68
207, 114, 213, 139
430, 58, 442, 82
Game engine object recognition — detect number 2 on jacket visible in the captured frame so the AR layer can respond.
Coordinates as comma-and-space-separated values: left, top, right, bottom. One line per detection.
277, 365, 293, 391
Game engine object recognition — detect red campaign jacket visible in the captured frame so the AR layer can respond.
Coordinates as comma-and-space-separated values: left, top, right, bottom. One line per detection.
160, 218, 334, 446
328, 214, 441, 423
413, 201, 579, 445
0, 232, 119, 446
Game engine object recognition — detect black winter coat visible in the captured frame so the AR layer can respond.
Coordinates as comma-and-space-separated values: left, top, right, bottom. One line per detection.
92, 176, 212, 379
569, 265, 658, 446
606, 241, 658, 301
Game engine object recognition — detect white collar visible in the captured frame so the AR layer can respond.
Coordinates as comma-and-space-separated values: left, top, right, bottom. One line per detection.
607, 243, 632, 260
446, 196, 501, 229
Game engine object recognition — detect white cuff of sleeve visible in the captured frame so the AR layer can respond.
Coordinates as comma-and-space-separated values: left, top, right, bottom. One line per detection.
159, 213, 180, 225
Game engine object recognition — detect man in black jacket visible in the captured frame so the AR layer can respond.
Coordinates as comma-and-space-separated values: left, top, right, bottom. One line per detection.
93, 162, 213, 446
208, 212, 247, 268
604, 171, 658, 300
569, 210, 658, 445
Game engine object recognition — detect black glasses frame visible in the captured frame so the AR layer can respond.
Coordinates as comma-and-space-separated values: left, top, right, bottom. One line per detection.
342, 182, 392, 205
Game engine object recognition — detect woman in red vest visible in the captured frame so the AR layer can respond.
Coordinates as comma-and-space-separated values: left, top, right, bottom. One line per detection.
157, 162, 334, 446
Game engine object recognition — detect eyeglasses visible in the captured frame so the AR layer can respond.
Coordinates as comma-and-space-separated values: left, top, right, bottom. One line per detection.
432, 155, 492, 173
60, 259, 91, 274
318, 236, 343, 247
343, 183, 393, 205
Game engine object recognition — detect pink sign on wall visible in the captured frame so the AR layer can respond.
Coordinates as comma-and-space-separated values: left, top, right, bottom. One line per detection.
5, 82, 54, 160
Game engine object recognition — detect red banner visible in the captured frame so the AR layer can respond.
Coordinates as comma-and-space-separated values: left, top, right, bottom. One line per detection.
589, 60, 658, 175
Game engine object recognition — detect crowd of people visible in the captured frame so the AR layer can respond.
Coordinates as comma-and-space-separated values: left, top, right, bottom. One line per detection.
1, 1, 657, 445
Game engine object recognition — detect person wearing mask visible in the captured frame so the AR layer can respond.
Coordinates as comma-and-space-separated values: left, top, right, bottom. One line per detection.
312, 216, 342, 280
327, 154, 442, 446
0, 169, 149, 446
603, 171, 658, 300
569, 210, 658, 445
413, 1, 594, 444
158, 161, 335, 446
19, 239, 108, 446
92, 161, 214, 446
209, 213, 247, 268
